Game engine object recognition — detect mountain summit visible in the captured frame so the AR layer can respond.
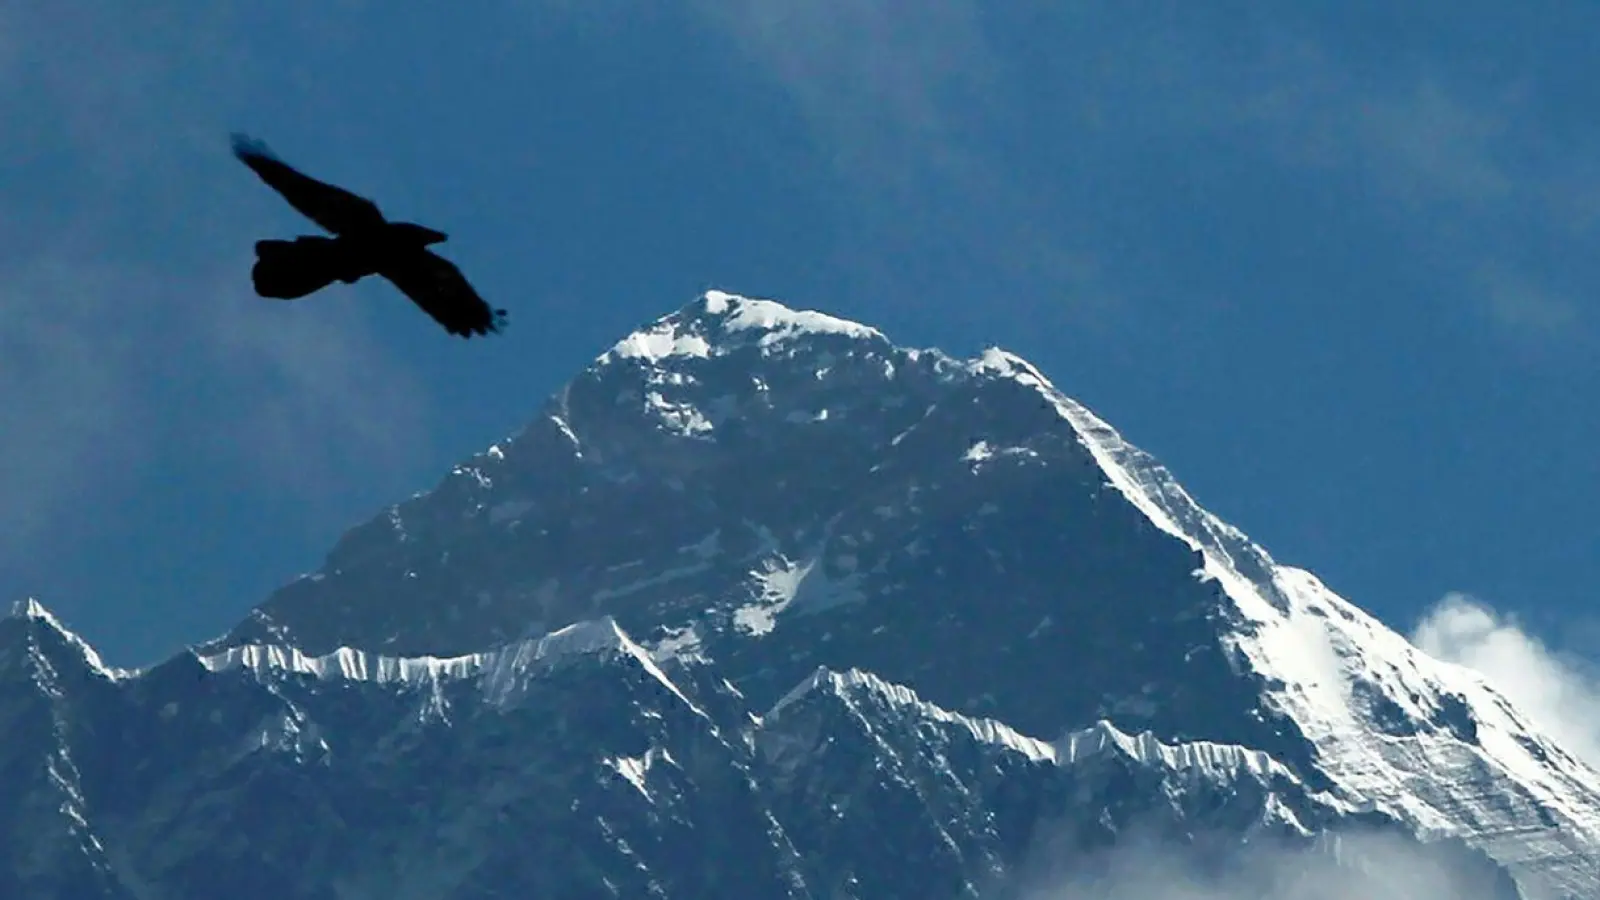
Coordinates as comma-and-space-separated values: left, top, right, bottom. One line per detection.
5, 290, 1596, 897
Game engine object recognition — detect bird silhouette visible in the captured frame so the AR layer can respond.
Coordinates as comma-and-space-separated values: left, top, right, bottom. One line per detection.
231, 133, 507, 338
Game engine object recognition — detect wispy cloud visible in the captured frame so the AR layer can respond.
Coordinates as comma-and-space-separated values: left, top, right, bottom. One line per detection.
193, 277, 432, 498
686, 0, 1119, 329
1347, 78, 1516, 210
0, 258, 147, 551
1227, 43, 1519, 211
1412, 593, 1600, 770
1017, 821, 1514, 899
692, 4, 1597, 346
1474, 265, 1584, 341
690, 0, 1001, 185
0, 250, 428, 563
0, 5, 432, 570
1211, 35, 1594, 345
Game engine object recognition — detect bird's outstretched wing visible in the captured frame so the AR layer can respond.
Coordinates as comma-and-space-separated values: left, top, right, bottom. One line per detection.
378, 249, 508, 338
231, 133, 387, 236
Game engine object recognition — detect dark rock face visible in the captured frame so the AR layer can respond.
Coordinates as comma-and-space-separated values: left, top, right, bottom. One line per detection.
2, 292, 1591, 897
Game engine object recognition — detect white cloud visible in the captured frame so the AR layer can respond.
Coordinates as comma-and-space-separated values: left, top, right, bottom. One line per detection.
1412, 592, 1600, 770
1226, 45, 1518, 210
1067, 22, 1592, 347
686, 0, 1119, 329
1220, 41, 1594, 344
0, 249, 430, 564
0, 258, 146, 551
0, 6, 437, 571
687, 4, 1598, 346
690, 0, 1000, 182
1475, 265, 1584, 341
192, 274, 431, 496
1018, 823, 1513, 900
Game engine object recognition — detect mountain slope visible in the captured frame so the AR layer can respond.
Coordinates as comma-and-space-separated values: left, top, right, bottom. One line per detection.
4, 606, 818, 899
202, 290, 1600, 895
0, 601, 1525, 898
0, 602, 134, 900
6, 289, 1596, 896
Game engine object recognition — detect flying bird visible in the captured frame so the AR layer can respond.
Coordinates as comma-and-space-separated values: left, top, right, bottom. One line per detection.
230, 133, 507, 338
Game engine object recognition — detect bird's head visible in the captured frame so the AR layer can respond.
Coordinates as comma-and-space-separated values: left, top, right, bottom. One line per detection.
391, 222, 449, 247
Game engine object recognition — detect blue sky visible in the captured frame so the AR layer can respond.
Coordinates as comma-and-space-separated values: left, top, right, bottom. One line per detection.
1, 3, 1596, 690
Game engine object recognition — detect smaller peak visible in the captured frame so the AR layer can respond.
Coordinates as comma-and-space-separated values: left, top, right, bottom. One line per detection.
969, 346, 1054, 390
5, 597, 126, 681
483, 616, 708, 716
10, 596, 51, 621
497, 616, 634, 665
764, 667, 1059, 763
767, 665, 936, 716
764, 665, 840, 720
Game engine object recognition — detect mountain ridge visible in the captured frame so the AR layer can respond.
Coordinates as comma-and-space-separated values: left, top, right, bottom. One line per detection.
199, 289, 1600, 895
0, 599, 1528, 898
3, 289, 1594, 897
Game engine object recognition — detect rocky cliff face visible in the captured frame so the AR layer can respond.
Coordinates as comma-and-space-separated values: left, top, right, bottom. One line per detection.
2, 291, 1591, 897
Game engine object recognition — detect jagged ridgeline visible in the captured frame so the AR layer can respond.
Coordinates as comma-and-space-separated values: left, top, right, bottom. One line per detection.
4, 292, 1592, 898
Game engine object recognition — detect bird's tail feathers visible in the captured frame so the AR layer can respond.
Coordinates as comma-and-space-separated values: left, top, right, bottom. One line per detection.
250, 236, 352, 300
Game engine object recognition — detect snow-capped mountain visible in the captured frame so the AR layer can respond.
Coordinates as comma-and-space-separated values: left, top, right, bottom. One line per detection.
3, 290, 1595, 897
0, 600, 1524, 899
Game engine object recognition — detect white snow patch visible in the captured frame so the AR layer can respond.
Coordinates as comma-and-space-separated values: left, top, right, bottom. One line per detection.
605, 747, 673, 801
644, 391, 713, 436
453, 465, 492, 490
599, 292, 882, 371
708, 290, 883, 347
610, 323, 713, 363
1027, 615, 1053, 639
649, 625, 704, 662
732, 555, 864, 637
385, 506, 410, 542
549, 416, 581, 452
963, 439, 1039, 469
